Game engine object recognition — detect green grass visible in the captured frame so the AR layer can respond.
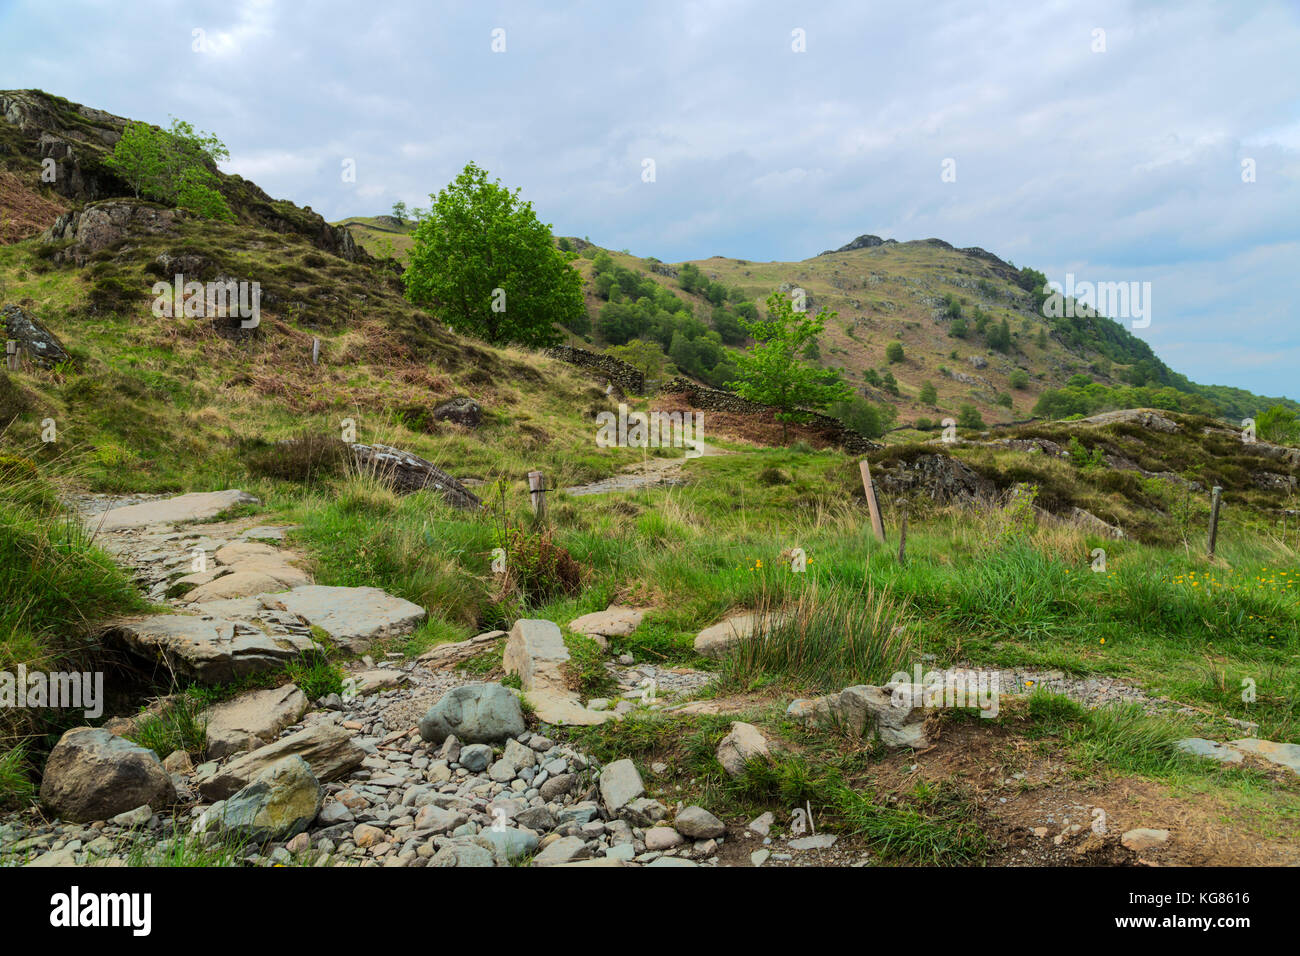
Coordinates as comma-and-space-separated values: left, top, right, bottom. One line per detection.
126, 692, 209, 760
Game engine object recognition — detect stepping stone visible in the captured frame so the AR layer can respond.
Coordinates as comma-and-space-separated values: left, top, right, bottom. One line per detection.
103, 614, 315, 684
241, 526, 295, 542
182, 569, 300, 603
504, 620, 617, 726
267, 586, 426, 653
568, 606, 647, 639
92, 490, 259, 531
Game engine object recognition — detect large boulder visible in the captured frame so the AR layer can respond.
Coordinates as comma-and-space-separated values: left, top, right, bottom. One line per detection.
202, 683, 309, 760
2, 305, 70, 369
694, 612, 786, 660
431, 396, 482, 428
199, 722, 365, 800
215, 755, 323, 843
417, 683, 525, 745
568, 606, 646, 640
40, 728, 175, 823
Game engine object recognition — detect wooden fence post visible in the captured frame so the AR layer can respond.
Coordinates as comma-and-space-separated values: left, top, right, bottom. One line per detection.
1207, 485, 1223, 557
897, 503, 908, 564
5, 341, 17, 373
312, 338, 320, 365
859, 459, 886, 544
528, 470, 547, 520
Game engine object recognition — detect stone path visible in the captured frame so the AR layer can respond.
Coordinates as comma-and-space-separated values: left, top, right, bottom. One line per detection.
76, 491, 426, 681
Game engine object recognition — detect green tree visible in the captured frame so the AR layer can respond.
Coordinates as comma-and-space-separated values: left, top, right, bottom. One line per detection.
729, 291, 851, 440
104, 118, 234, 221
831, 395, 896, 439
957, 403, 985, 430
606, 339, 670, 378
392, 201, 408, 221
987, 318, 1012, 353
1008, 369, 1029, 389
919, 381, 938, 404
1257, 405, 1300, 445
885, 340, 905, 363
404, 162, 582, 347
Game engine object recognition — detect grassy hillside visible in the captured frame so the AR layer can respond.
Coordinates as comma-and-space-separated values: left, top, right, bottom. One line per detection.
2, 92, 1298, 861
333, 214, 417, 263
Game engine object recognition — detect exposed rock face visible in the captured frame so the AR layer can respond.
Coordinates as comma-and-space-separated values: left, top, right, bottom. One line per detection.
43, 200, 185, 263
198, 722, 365, 800
212, 755, 323, 843
431, 396, 482, 428
39, 728, 175, 823
202, 684, 310, 760
1067, 506, 1126, 540
1076, 409, 1180, 433
417, 683, 526, 745
2, 305, 70, 369
104, 613, 316, 684
876, 453, 995, 504
821, 234, 885, 255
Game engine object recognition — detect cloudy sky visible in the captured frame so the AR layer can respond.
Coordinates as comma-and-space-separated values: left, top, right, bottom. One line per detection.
2, 0, 1297, 398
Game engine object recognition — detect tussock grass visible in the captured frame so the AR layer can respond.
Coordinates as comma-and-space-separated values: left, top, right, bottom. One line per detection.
718, 581, 913, 693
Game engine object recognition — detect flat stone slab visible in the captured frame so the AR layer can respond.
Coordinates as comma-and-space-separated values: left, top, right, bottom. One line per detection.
267, 586, 426, 653
104, 614, 314, 684
1176, 738, 1244, 763
92, 490, 259, 531
788, 833, 837, 850
202, 684, 309, 760
1228, 738, 1300, 774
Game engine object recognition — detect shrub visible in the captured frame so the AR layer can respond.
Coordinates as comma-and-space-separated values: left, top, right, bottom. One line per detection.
243, 432, 350, 484
885, 341, 905, 363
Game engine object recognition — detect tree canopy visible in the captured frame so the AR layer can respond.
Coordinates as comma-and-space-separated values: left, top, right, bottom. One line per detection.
403, 162, 583, 347
105, 118, 234, 221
